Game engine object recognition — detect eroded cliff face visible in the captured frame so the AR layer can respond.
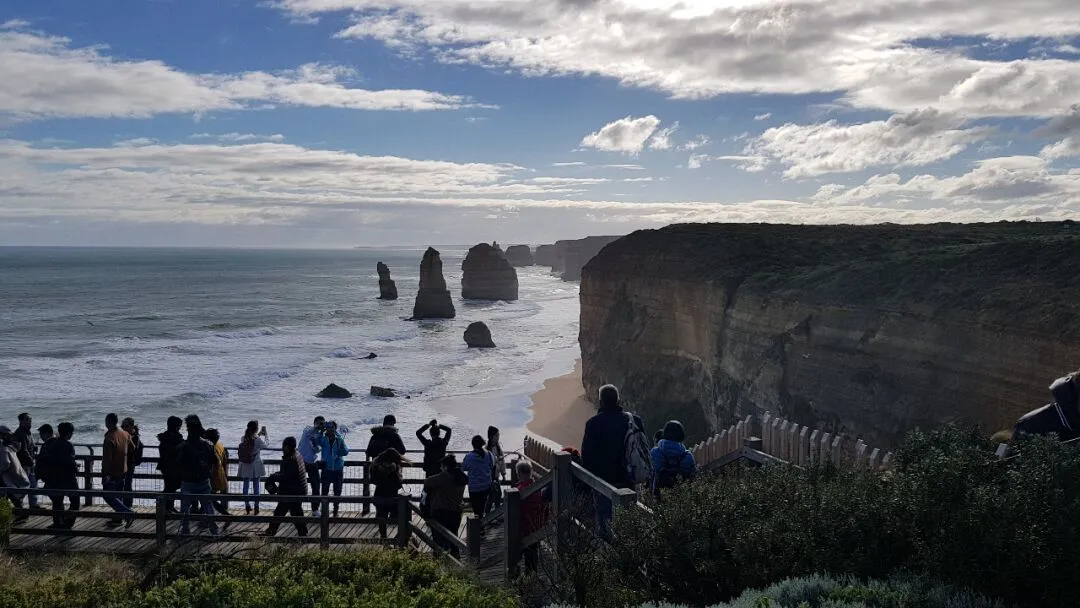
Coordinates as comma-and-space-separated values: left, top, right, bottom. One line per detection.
534, 236, 623, 280
580, 223, 1080, 447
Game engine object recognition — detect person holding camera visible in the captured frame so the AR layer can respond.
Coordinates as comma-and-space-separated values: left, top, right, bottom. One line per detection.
416, 419, 452, 478
299, 416, 325, 516
262, 436, 309, 537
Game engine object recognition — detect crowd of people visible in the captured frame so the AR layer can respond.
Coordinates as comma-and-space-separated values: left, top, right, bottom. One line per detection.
0, 382, 697, 572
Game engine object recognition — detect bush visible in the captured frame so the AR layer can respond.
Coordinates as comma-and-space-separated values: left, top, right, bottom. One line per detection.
0, 497, 12, 546
591, 426, 1078, 607
0, 548, 516, 608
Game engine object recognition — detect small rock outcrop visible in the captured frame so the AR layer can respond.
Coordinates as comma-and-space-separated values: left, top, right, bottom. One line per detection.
464, 321, 496, 348
361, 352, 378, 360
535, 244, 557, 268
370, 386, 396, 398
461, 243, 518, 300
411, 247, 456, 319
506, 245, 534, 267
316, 383, 352, 399
377, 262, 398, 300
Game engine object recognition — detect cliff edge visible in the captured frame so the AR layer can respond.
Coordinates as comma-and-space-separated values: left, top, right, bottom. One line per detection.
580, 222, 1080, 447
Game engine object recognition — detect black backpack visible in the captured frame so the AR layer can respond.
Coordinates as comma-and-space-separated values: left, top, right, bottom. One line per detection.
654, 449, 692, 491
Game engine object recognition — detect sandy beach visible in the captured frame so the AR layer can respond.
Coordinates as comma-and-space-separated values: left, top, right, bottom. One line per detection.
527, 359, 595, 449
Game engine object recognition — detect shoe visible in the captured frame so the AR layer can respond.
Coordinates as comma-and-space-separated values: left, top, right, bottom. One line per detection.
104, 520, 122, 529
221, 521, 231, 532
245, 506, 251, 515
46, 522, 65, 530
124, 517, 134, 529
254, 507, 260, 516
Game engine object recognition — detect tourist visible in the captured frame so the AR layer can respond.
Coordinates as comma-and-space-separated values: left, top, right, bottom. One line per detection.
0, 426, 30, 523
650, 420, 697, 501
120, 417, 144, 508
35, 424, 55, 485
203, 428, 230, 519
369, 447, 405, 539
581, 384, 646, 535
422, 454, 467, 557
515, 460, 547, 573
365, 415, 406, 460
542, 446, 591, 507
42, 422, 79, 529
238, 421, 269, 515
299, 416, 324, 515
462, 435, 495, 516
262, 436, 309, 537
486, 425, 506, 488
416, 419, 452, 477
12, 413, 38, 510
156, 416, 184, 513
101, 413, 134, 528
319, 421, 350, 517
176, 414, 219, 537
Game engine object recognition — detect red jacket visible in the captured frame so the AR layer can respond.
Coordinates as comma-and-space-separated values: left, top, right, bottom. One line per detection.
517, 478, 548, 539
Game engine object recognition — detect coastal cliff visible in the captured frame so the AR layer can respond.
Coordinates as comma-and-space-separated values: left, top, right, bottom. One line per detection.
535, 236, 622, 281
580, 223, 1080, 447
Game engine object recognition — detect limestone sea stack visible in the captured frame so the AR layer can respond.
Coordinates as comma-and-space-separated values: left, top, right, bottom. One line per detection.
506, 245, 535, 267
579, 222, 1080, 448
411, 247, 456, 319
464, 321, 496, 348
534, 244, 557, 268
376, 262, 398, 300
461, 243, 519, 301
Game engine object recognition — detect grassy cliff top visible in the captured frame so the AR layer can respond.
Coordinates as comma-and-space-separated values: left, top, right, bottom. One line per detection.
585, 222, 1080, 335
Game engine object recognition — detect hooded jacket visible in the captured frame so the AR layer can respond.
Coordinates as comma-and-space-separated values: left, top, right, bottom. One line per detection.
1015, 374, 1080, 441
319, 433, 350, 471
365, 426, 406, 459
0, 445, 30, 488
156, 429, 184, 474
423, 466, 467, 514
650, 439, 696, 494
270, 451, 309, 496
581, 404, 644, 489
298, 426, 322, 465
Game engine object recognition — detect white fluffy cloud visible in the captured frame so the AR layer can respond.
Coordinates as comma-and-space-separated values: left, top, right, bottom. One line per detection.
747, 110, 993, 177
0, 29, 489, 120
278, 0, 1080, 119
1037, 105, 1080, 160
580, 115, 679, 154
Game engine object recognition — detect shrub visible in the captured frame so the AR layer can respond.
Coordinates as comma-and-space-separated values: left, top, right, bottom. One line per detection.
0, 497, 12, 546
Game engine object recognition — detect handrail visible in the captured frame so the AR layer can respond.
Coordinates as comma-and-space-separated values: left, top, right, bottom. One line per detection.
568, 461, 636, 502
407, 501, 467, 555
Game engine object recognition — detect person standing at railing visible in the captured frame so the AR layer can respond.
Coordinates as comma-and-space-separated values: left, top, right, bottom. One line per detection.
423, 454, 467, 557
156, 416, 184, 513
0, 425, 30, 524
12, 413, 38, 511
514, 460, 547, 573
262, 436, 309, 537
299, 416, 325, 516
462, 435, 495, 516
581, 384, 646, 537
238, 421, 269, 515
120, 417, 144, 508
203, 428, 231, 521
101, 413, 135, 529
650, 420, 696, 501
365, 415, 406, 460
41, 422, 79, 529
369, 447, 405, 539
176, 414, 220, 537
319, 421, 349, 517
486, 426, 506, 510
416, 420, 452, 477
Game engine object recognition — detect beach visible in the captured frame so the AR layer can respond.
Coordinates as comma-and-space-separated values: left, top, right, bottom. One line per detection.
526, 359, 595, 449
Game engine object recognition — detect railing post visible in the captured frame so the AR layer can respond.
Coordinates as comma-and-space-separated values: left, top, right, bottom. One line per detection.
155, 495, 167, 550
467, 516, 481, 559
552, 452, 572, 553
320, 497, 330, 549
396, 495, 410, 548
361, 460, 371, 515
82, 457, 94, 506
744, 436, 763, 451
503, 488, 521, 583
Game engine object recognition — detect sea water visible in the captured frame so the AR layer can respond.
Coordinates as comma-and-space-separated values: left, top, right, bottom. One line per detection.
0, 247, 579, 453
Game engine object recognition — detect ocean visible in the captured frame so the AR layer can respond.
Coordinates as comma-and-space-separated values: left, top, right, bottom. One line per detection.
0, 247, 580, 454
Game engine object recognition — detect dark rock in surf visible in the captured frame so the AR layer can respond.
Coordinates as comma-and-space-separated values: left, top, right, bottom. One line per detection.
506, 245, 534, 267
317, 383, 352, 399
464, 321, 496, 348
377, 262, 398, 300
461, 242, 518, 301
411, 247, 456, 319
361, 352, 378, 360
370, 386, 396, 398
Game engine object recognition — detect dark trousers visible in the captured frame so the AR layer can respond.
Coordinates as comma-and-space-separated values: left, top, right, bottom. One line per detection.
374, 495, 398, 539
522, 544, 539, 572
431, 509, 462, 557
468, 489, 490, 516
122, 470, 135, 508
46, 482, 79, 527
321, 469, 343, 514
266, 501, 307, 536
305, 463, 321, 513
162, 473, 182, 511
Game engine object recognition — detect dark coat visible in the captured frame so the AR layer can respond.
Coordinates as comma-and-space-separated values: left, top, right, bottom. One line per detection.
366, 426, 407, 459
156, 430, 184, 474
581, 405, 644, 489
271, 452, 309, 496
175, 436, 217, 484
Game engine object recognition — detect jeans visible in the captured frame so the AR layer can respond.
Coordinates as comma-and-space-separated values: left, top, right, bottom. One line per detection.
180, 479, 218, 535
468, 488, 491, 517
102, 476, 133, 523
305, 462, 321, 513
321, 469, 343, 513
374, 494, 396, 539
431, 509, 462, 557
26, 472, 37, 508
46, 482, 79, 527
242, 478, 261, 510
162, 473, 181, 511
122, 470, 135, 508
266, 501, 307, 536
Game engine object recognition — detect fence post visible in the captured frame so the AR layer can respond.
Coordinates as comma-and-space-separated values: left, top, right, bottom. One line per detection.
361, 460, 371, 515
467, 516, 482, 559
396, 495, 410, 548
82, 457, 94, 506
155, 495, 167, 550
503, 488, 521, 583
320, 497, 330, 549
552, 452, 572, 553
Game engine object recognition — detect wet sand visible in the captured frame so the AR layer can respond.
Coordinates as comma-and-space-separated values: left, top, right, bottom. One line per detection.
526, 359, 594, 449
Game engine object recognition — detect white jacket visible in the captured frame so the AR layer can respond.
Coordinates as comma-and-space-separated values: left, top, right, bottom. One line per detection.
0, 445, 29, 488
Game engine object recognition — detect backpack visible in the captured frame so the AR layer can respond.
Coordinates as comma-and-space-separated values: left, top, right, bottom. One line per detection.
654, 449, 692, 491
371, 460, 400, 486
130, 437, 145, 467
238, 438, 255, 464
623, 412, 652, 485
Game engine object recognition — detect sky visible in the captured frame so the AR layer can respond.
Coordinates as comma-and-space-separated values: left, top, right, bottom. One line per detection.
0, 1, 1078, 248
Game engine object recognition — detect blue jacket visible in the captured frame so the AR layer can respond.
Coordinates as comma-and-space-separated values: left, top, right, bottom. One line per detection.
318, 434, 350, 471
581, 406, 644, 489
650, 439, 695, 493
298, 426, 321, 465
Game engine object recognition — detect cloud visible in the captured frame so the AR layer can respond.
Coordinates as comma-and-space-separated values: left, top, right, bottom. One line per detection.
602, 164, 645, 170
687, 154, 768, 172
754, 113, 772, 121
278, 0, 1080, 119
681, 135, 711, 151
581, 115, 662, 154
191, 133, 286, 143
552, 161, 586, 167
646, 122, 679, 150
0, 29, 491, 120
747, 110, 993, 177
1036, 105, 1080, 159
1, 19, 30, 29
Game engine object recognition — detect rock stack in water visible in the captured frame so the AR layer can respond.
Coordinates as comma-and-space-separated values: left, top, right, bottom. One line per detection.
535, 244, 557, 268
505, 245, 534, 267
461, 242, 519, 301
464, 321, 496, 348
411, 247, 456, 319
377, 261, 398, 300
